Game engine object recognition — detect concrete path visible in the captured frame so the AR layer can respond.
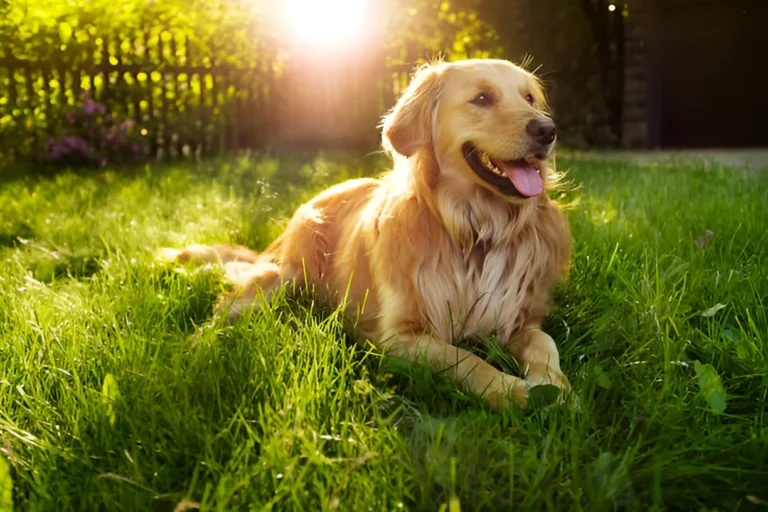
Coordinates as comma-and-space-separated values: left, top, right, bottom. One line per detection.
564, 148, 768, 171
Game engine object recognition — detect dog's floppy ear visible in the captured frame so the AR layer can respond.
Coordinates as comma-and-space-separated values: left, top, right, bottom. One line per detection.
382, 62, 446, 157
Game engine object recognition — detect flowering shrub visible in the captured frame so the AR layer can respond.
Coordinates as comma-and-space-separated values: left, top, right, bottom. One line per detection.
43, 90, 149, 169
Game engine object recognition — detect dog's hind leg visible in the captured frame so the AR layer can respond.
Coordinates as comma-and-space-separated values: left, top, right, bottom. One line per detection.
160, 243, 260, 266
215, 259, 301, 324
165, 204, 327, 324
160, 243, 298, 323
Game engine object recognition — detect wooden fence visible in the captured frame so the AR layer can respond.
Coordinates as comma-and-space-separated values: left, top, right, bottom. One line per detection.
0, 30, 417, 165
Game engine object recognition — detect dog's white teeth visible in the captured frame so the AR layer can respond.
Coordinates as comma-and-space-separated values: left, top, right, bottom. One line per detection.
478, 151, 505, 176
536, 169, 541, 175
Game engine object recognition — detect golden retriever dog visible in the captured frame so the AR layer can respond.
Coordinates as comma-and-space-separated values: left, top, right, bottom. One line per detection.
163, 59, 572, 409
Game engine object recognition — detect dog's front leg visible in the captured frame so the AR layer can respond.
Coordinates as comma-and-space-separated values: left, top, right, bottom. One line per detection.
381, 334, 528, 410
505, 327, 570, 397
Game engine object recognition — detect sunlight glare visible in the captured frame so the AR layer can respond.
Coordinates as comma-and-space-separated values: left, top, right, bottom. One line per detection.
282, 0, 369, 47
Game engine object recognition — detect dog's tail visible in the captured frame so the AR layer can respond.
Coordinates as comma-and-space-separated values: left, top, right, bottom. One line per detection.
159, 243, 260, 267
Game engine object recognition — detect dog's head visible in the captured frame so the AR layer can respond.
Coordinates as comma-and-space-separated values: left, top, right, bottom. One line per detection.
382, 59, 556, 201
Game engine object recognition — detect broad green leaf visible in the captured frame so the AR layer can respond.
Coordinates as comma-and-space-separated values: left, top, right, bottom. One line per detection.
0, 455, 12, 512
528, 384, 560, 408
722, 327, 741, 343
101, 373, 121, 426
722, 327, 754, 359
694, 361, 727, 414
592, 451, 614, 491
701, 303, 726, 317
709, 389, 727, 414
593, 364, 613, 389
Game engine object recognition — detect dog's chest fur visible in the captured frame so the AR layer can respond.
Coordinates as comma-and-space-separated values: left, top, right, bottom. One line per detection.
414, 198, 545, 343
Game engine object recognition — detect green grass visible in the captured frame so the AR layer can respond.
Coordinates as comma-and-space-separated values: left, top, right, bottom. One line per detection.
1, 153, 767, 511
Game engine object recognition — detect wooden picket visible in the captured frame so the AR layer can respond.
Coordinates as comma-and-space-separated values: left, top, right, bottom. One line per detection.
0, 28, 417, 164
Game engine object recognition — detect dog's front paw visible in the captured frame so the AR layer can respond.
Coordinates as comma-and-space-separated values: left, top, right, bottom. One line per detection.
524, 364, 571, 406
158, 247, 182, 263
482, 373, 529, 410
525, 362, 569, 387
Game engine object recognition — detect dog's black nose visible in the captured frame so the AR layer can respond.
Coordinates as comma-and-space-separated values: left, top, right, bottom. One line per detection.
526, 118, 557, 145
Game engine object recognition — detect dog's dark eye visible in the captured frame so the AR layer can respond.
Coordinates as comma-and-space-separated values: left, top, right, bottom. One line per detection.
525, 93, 535, 105
470, 92, 494, 107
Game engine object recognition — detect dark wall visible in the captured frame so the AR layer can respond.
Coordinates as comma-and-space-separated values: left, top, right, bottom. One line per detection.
475, 1, 617, 148
657, 0, 768, 148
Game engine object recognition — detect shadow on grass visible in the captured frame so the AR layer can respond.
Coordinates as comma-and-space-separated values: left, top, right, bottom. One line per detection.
31, 251, 103, 282
0, 222, 35, 248
0, 149, 386, 190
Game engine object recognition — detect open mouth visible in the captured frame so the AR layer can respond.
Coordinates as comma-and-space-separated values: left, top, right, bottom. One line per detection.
462, 142, 543, 198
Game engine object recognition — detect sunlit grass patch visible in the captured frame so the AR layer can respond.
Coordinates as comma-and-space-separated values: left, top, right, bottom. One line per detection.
0, 154, 766, 510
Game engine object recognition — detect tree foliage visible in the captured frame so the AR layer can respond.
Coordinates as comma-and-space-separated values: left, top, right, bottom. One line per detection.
381, 0, 503, 64
0, 0, 627, 171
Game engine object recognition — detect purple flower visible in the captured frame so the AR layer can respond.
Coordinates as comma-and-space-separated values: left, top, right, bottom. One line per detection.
83, 98, 96, 115
63, 136, 91, 156
64, 136, 82, 148
51, 143, 71, 160
82, 97, 106, 115
106, 132, 115, 141
131, 143, 140, 153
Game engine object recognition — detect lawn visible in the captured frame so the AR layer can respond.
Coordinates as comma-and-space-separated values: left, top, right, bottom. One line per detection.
1, 153, 767, 511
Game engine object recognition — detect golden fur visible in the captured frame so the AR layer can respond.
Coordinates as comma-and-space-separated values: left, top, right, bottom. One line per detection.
164, 59, 572, 409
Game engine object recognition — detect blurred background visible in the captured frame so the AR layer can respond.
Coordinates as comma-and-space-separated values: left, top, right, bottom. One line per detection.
1, 0, 766, 173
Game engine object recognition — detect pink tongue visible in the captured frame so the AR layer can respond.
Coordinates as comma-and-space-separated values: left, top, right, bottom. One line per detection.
493, 160, 543, 197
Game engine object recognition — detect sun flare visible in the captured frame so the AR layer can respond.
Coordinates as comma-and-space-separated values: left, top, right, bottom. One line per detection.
282, 0, 369, 47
